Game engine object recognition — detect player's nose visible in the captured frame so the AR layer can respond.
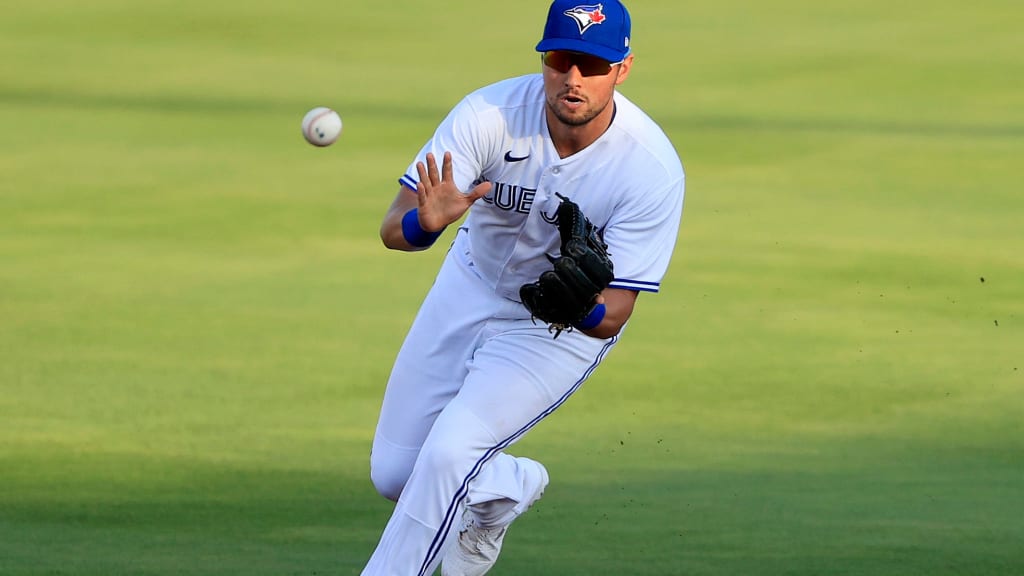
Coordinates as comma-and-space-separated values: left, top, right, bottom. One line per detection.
563, 64, 584, 85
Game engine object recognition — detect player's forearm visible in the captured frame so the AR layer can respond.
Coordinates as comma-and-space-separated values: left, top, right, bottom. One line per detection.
580, 317, 622, 339
579, 288, 637, 339
380, 188, 432, 252
381, 209, 426, 252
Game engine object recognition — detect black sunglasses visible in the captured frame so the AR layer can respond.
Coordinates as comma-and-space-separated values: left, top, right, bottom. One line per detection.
542, 51, 622, 77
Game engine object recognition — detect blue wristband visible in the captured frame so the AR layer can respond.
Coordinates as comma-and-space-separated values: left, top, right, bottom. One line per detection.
573, 303, 606, 331
401, 208, 444, 247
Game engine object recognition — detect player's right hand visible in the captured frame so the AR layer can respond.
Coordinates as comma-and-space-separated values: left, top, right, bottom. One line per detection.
415, 152, 491, 232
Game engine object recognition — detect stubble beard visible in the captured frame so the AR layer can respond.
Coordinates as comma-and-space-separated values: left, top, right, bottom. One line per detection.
547, 95, 609, 127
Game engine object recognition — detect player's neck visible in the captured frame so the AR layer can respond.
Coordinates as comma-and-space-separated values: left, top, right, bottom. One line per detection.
547, 103, 617, 159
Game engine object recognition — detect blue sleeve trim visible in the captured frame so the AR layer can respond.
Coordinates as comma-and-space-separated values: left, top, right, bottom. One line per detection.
399, 174, 418, 192
608, 279, 661, 293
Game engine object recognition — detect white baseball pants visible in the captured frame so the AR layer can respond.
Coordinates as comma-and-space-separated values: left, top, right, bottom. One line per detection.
361, 231, 618, 575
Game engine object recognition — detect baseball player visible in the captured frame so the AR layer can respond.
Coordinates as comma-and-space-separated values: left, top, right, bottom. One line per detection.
361, 1, 685, 574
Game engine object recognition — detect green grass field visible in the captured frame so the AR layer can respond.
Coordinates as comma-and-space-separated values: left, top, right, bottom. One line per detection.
2, 1, 1022, 574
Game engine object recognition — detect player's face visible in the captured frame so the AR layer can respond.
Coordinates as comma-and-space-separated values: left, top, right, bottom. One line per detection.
542, 51, 633, 127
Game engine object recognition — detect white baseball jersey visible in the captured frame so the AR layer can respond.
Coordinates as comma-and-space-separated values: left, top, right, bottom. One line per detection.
399, 74, 685, 302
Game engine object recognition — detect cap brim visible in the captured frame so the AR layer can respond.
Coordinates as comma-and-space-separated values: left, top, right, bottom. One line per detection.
535, 38, 627, 64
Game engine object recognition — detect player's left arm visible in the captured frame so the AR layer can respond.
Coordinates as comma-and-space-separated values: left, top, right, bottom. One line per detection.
582, 173, 685, 338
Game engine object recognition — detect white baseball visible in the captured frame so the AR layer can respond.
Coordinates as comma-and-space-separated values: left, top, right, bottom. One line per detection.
301, 107, 343, 147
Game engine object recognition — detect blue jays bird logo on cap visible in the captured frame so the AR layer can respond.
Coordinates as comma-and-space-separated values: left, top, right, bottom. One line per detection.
563, 4, 607, 34
536, 0, 631, 63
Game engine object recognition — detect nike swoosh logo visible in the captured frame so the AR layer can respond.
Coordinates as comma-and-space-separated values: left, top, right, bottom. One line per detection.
504, 151, 530, 162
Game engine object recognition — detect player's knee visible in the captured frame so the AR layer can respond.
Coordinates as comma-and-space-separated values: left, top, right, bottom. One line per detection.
373, 478, 405, 502
369, 455, 411, 502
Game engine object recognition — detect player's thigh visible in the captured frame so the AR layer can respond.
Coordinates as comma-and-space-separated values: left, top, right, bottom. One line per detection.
402, 327, 613, 490
373, 248, 496, 446
456, 326, 616, 444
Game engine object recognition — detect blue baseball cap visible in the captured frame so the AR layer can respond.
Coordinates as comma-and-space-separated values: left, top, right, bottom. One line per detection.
535, 0, 632, 64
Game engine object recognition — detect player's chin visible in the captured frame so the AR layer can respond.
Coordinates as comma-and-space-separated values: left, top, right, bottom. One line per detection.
551, 104, 595, 127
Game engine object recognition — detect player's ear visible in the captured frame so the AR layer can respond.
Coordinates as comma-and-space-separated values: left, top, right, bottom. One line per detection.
614, 54, 634, 85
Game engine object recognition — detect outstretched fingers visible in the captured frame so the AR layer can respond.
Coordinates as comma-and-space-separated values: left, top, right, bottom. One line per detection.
427, 153, 442, 186
415, 160, 430, 197
440, 151, 454, 183
415, 153, 446, 199
413, 151, 488, 232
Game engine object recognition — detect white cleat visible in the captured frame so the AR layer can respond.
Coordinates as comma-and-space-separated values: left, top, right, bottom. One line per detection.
443, 459, 548, 576
441, 513, 508, 576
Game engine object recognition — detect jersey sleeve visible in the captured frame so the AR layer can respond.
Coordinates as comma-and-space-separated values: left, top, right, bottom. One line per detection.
602, 174, 685, 293
398, 95, 500, 193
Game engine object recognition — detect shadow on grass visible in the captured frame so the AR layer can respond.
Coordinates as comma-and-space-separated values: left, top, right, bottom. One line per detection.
1, 441, 1022, 576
